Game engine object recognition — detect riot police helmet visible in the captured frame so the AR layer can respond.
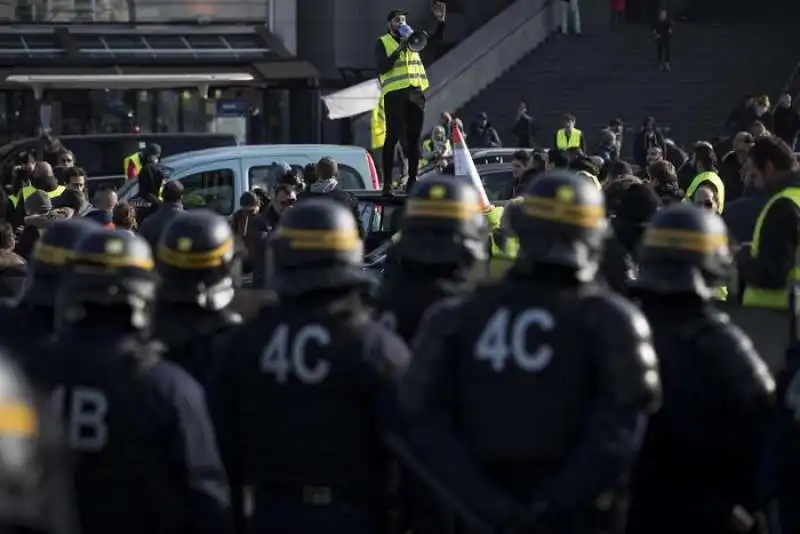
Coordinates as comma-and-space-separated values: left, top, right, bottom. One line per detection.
508, 169, 607, 281
394, 176, 487, 265
268, 196, 371, 297
156, 210, 236, 311
20, 218, 98, 307
634, 203, 732, 298
57, 230, 157, 330
0, 348, 75, 533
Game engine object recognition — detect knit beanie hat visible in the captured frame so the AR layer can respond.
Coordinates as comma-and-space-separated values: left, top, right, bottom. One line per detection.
24, 190, 52, 216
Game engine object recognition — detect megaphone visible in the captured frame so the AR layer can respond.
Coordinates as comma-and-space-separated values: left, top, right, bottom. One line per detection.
398, 23, 428, 52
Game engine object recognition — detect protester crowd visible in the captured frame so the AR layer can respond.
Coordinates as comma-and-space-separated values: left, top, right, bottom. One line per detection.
2, 81, 800, 534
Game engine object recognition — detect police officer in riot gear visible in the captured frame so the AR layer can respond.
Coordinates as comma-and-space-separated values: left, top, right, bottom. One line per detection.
0, 218, 97, 365
400, 170, 661, 533
626, 204, 774, 534
206, 197, 412, 534
0, 347, 77, 534
154, 210, 242, 381
26, 230, 232, 534
376, 176, 484, 342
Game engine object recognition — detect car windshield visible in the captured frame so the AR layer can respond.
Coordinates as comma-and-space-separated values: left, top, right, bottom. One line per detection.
116, 164, 173, 197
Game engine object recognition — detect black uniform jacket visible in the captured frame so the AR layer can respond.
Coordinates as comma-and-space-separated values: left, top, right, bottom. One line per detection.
206, 295, 411, 533
400, 269, 660, 531
27, 329, 232, 534
628, 302, 774, 534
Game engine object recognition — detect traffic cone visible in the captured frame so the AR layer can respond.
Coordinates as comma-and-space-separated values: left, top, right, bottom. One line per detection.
452, 123, 493, 212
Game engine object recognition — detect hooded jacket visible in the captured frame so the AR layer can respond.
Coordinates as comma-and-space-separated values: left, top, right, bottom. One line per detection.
14, 207, 75, 260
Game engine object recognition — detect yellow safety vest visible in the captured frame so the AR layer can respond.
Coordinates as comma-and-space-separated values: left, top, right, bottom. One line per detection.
371, 98, 386, 150
485, 206, 518, 279
742, 187, 800, 309
577, 170, 601, 190
123, 152, 142, 179
684, 171, 725, 214
556, 128, 582, 150
378, 34, 430, 96
419, 139, 452, 168
9, 184, 36, 208
46, 185, 65, 199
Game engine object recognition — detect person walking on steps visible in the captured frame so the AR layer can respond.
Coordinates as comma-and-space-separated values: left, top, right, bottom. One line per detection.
653, 8, 673, 71
561, 0, 582, 35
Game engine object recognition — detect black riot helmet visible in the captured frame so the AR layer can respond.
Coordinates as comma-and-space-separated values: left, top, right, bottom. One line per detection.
0, 349, 77, 534
57, 230, 157, 330
19, 218, 98, 307
268, 197, 371, 297
394, 176, 488, 266
634, 203, 732, 298
156, 210, 236, 311
508, 169, 607, 281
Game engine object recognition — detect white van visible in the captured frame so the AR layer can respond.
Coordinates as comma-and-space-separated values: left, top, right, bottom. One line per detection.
117, 144, 380, 216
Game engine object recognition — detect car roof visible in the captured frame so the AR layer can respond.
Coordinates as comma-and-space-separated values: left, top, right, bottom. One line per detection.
471, 148, 524, 155
475, 163, 513, 172
159, 144, 368, 170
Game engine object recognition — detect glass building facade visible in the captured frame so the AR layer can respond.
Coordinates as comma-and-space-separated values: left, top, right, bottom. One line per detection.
0, 0, 310, 145
4, 0, 270, 24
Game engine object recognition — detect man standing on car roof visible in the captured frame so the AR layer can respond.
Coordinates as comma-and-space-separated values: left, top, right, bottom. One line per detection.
377, 4, 446, 195
123, 142, 161, 180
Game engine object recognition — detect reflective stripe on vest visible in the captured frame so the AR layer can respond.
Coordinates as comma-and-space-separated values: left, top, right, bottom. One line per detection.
485, 206, 503, 230
577, 170, 601, 190
378, 34, 430, 95
9, 184, 37, 208
489, 233, 518, 279
684, 171, 726, 213
123, 152, 142, 179
419, 139, 433, 168
47, 185, 65, 199
556, 128, 582, 150
713, 286, 728, 301
742, 187, 800, 309
486, 206, 516, 278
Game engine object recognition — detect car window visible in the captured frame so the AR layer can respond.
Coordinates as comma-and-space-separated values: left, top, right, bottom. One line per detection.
249, 163, 365, 191
180, 168, 235, 215
481, 170, 515, 201
62, 139, 125, 177
249, 164, 306, 192
474, 154, 514, 166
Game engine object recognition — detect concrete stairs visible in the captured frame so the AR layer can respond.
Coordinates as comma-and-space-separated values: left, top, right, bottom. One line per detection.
457, 6, 799, 155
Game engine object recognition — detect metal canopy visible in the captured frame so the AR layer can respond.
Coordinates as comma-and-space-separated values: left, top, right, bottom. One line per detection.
73, 31, 271, 59
0, 32, 62, 58
0, 25, 274, 60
